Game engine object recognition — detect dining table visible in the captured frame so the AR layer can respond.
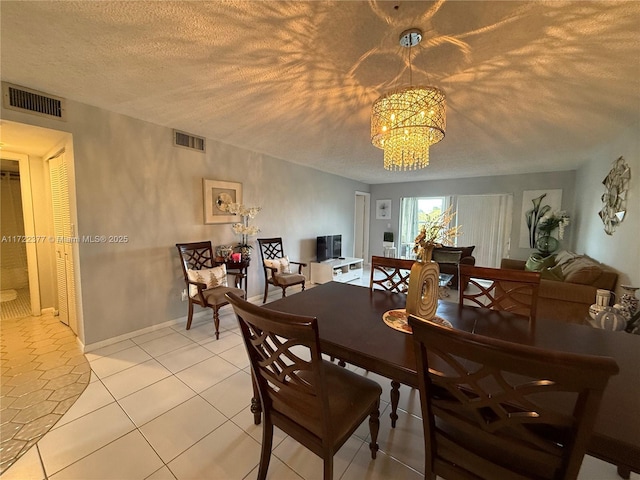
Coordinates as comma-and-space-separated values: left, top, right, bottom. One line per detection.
263, 281, 640, 479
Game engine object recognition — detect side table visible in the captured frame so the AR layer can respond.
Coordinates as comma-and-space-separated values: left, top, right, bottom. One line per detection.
215, 258, 250, 295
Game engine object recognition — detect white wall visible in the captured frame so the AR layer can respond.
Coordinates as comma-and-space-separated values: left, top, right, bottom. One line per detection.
370, 171, 577, 262
574, 121, 640, 298
2, 101, 368, 346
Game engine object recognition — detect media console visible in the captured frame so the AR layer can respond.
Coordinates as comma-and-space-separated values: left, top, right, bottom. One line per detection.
310, 257, 364, 284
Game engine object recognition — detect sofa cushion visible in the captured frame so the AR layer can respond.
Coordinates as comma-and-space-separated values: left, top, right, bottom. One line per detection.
433, 250, 462, 264
525, 254, 556, 272
561, 257, 603, 285
435, 245, 475, 259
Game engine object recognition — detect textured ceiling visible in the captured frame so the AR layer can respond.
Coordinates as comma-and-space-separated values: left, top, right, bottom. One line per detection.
1, 1, 639, 184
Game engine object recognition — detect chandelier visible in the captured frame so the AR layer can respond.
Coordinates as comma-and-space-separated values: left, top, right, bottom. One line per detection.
371, 28, 446, 171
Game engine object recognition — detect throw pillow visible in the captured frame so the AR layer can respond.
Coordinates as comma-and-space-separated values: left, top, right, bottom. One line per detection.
433, 250, 462, 264
187, 265, 228, 297
540, 264, 564, 281
525, 254, 556, 272
264, 256, 291, 278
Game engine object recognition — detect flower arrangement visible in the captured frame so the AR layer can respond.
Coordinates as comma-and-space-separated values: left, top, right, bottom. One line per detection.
225, 203, 261, 254
413, 205, 461, 261
537, 210, 570, 239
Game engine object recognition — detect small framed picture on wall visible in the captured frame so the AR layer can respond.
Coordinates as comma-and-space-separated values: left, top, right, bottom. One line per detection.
203, 179, 242, 224
376, 199, 391, 220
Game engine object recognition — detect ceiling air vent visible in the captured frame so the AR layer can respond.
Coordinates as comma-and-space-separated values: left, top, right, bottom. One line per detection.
2, 82, 66, 121
173, 130, 206, 152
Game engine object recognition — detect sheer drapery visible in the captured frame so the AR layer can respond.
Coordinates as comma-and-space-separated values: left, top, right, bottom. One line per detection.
455, 194, 513, 267
399, 197, 419, 258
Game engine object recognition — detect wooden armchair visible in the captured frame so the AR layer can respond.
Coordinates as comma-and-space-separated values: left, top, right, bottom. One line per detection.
175, 241, 246, 338
408, 314, 619, 480
226, 292, 381, 480
257, 237, 306, 303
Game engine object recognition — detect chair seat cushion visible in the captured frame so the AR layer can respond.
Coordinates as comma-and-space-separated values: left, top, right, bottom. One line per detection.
273, 272, 305, 286
200, 286, 245, 306
293, 361, 382, 442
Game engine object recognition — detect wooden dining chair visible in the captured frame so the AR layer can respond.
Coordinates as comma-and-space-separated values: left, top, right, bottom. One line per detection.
225, 292, 382, 480
408, 314, 619, 480
175, 241, 246, 338
459, 264, 541, 324
257, 237, 307, 303
369, 255, 417, 428
369, 255, 415, 293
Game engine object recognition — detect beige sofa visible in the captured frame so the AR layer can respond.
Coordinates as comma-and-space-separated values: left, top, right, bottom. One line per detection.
500, 251, 618, 325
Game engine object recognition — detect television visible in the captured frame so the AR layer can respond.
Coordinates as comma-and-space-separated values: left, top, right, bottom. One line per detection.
316, 235, 342, 262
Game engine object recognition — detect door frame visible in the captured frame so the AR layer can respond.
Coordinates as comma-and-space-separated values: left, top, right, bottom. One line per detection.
354, 191, 370, 264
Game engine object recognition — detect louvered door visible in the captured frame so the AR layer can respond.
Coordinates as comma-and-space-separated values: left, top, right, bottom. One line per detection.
49, 153, 77, 333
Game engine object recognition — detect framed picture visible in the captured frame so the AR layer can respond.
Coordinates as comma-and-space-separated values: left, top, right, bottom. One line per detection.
203, 179, 242, 224
376, 199, 392, 220
519, 189, 562, 248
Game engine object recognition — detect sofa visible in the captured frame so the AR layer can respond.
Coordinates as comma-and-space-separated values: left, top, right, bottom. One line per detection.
433, 245, 476, 289
501, 251, 618, 325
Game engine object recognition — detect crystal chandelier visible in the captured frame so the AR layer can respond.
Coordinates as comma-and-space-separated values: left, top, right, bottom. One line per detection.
371, 28, 446, 171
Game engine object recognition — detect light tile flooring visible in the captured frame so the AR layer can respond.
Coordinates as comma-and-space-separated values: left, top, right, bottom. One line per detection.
2, 274, 637, 479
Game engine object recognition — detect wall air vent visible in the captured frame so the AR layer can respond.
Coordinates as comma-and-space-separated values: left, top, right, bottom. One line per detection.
2, 82, 66, 121
173, 130, 206, 152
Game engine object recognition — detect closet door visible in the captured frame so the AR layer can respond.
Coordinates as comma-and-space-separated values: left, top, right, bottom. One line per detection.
49, 153, 77, 333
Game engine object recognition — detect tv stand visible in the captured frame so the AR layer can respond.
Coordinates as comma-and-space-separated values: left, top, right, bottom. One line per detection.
310, 257, 363, 284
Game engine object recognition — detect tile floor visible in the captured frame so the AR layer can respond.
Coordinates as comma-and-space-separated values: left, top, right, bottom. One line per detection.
2, 274, 637, 480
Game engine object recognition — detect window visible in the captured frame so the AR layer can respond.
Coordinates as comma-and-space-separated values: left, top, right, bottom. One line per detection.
399, 194, 513, 267
399, 196, 449, 258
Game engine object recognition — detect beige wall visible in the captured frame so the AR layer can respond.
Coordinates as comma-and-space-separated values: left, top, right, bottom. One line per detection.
574, 121, 640, 298
2, 101, 368, 347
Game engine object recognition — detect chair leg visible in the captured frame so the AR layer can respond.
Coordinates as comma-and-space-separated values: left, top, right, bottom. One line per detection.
369, 399, 380, 459
213, 308, 220, 340
301, 280, 305, 292
281, 286, 287, 298
186, 300, 194, 330
257, 416, 273, 480
262, 282, 269, 303
323, 455, 333, 480
390, 380, 400, 428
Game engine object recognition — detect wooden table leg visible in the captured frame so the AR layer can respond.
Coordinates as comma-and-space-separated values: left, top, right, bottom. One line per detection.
390, 380, 400, 428
617, 465, 630, 479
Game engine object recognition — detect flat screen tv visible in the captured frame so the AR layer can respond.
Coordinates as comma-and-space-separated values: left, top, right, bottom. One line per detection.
316, 235, 342, 262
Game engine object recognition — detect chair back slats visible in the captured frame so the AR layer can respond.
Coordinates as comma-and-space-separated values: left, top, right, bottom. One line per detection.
225, 292, 330, 436
258, 237, 285, 261
370, 256, 415, 293
459, 264, 541, 323
408, 315, 619, 480
176, 241, 215, 278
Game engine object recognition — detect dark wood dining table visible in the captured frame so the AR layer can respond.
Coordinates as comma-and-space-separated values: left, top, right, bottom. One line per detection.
264, 281, 640, 478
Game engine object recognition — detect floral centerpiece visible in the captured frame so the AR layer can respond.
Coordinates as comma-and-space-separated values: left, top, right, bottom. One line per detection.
226, 203, 261, 257
413, 205, 461, 262
537, 210, 570, 239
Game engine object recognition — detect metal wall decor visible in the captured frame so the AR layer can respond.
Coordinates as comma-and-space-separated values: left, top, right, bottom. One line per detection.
599, 156, 630, 235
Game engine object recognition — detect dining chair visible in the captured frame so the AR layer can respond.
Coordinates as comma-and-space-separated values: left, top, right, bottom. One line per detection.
369, 255, 416, 428
408, 314, 619, 480
257, 237, 307, 303
175, 241, 246, 338
369, 255, 415, 293
225, 292, 382, 480
459, 264, 541, 324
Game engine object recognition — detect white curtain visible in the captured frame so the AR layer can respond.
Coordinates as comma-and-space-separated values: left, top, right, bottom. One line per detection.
399, 197, 419, 258
455, 194, 513, 268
